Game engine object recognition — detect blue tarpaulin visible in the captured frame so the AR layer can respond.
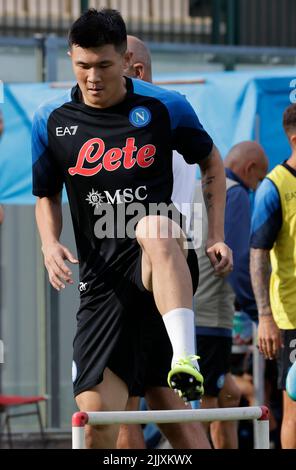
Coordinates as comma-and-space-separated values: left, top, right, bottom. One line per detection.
0, 68, 295, 204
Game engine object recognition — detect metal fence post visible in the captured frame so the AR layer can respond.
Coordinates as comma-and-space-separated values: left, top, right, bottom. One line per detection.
226, 0, 238, 45
34, 35, 45, 82
44, 36, 59, 82
212, 0, 222, 44
80, 0, 89, 13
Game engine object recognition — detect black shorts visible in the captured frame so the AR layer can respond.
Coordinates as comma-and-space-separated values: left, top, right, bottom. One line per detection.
196, 334, 232, 397
277, 329, 296, 390
72, 242, 199, 398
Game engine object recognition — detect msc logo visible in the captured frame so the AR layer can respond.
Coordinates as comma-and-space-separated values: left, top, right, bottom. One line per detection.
56, 126, 78, 137
129, 107, 151, 128
86, 186, 148, 207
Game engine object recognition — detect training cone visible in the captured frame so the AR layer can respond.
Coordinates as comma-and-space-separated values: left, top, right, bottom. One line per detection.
286, 360, 296, 401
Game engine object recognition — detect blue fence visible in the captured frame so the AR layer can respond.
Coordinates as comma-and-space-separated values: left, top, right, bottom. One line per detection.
0, 68, 294, 203
1, 0, 296, 46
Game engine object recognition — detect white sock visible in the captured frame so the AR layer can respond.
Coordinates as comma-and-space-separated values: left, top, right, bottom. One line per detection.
163, 308, 199, 369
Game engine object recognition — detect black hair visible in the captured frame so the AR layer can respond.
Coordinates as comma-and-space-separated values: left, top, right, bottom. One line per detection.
283, 103, 296, 136
68, 8, 127, 53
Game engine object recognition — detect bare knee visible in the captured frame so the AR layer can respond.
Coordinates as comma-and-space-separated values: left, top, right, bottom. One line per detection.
218, 374, 242, 408
85, 424, 118, 449
136, 216, 185, 257
75, 370, 129, 449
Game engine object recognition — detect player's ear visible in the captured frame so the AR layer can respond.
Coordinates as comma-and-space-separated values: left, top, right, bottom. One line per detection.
290, 133, 296, 148
246, 161, 255, 174
67, 50, 72, 58
133, 63, 145, 80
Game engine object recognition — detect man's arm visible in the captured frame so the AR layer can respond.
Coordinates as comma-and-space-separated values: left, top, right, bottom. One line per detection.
36, 194, 78, 291
250, 248, 282, 359
250, 177, 283, 359
199, 145, 233, 276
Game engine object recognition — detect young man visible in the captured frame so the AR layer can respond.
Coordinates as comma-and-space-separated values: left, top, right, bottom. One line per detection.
250, 103, 296, 449
117, 35, 207, 450
32, 9, 232, 448
194, 141, 268, 448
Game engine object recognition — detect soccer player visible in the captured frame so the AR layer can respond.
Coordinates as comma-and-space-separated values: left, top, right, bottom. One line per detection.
32, 9, 232, 448
250, 103, 296, 449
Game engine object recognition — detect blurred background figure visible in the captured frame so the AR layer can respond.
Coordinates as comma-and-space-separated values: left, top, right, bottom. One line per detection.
193, 141, 268, 448
250, 103, 296, 449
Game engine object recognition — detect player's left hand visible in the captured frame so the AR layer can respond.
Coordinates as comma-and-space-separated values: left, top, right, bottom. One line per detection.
206, 241, 233, 277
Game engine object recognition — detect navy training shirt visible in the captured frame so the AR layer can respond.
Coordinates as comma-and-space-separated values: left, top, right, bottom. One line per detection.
224, 168, 258, 321
32, 77, 213, 282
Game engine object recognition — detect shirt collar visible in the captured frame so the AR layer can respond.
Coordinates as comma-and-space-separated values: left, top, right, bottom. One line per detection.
225, 168, 249, 191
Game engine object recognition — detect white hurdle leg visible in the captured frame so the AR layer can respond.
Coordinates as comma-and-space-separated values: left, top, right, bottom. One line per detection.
72, 412, 89, 449
254, 406, 270, 449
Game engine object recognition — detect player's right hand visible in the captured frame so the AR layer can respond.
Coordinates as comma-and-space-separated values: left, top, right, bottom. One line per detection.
42, 242, 79, 291
258, 315, 282, 360
206, 241, 233, 277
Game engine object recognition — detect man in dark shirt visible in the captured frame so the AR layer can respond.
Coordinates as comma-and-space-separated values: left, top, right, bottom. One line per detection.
32, 8, 232, 448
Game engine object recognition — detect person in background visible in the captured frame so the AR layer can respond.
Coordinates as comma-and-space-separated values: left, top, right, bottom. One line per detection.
250, 103, 296, 449
194, 141, 268, 448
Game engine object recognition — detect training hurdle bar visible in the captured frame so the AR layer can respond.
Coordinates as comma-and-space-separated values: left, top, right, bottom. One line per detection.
72, 406, 269, 449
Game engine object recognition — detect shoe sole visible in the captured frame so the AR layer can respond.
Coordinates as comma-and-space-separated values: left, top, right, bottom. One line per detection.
168, 371, 204, 401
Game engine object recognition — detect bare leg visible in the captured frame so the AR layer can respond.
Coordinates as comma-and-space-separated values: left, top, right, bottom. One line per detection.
146, 387, 211, 449
136, 216, 192, 313
75, 368, 129, 449
136, 216, 201, 401
281, 391, 296, 448
232, 372, 254, 405
210, 373, 241, 449
117, 397, 146, 449
199, 395, 218, 438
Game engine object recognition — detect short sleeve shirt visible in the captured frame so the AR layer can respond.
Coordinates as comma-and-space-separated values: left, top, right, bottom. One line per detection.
32, 77, 213, 281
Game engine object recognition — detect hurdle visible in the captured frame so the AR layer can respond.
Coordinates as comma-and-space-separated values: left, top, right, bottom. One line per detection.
72, 406, 269, 449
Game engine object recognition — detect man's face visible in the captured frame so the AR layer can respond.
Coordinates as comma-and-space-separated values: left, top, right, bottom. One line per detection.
69, 44, 129, 108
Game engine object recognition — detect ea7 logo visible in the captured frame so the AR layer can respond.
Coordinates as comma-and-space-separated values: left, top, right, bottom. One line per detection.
56, 126, 78, 137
